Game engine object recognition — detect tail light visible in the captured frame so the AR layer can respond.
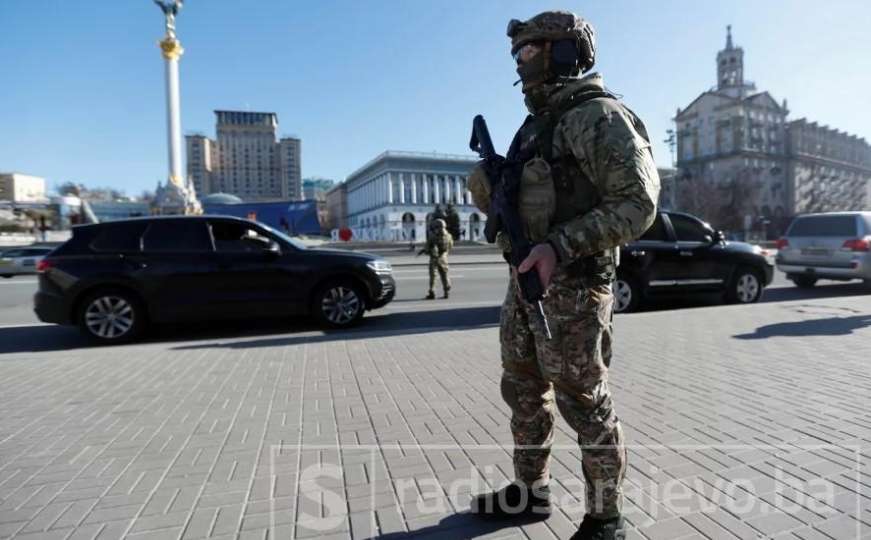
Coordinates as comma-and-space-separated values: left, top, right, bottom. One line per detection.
36, 259, 54, 273
775, 238, 789, 250
842, 238, 870, 252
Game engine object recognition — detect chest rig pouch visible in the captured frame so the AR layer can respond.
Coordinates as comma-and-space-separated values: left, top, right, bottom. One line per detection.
523, 90, 623, 286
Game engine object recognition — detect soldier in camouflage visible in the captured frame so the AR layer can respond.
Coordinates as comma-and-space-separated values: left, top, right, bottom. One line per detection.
424, 218, 453, 299
468, 11, 659, 540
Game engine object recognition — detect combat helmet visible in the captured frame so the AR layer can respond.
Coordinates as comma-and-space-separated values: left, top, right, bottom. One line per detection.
433, 218, 447, 230
507, 11, 596, 91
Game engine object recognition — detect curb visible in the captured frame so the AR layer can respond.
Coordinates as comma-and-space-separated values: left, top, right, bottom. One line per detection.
391, 260, 505, 268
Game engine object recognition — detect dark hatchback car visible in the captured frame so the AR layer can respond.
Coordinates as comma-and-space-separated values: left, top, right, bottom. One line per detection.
615, 211, 774, 313
34, 216, 395, 343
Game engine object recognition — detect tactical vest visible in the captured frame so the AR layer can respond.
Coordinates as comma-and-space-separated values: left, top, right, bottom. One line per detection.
506, 89, 631, 286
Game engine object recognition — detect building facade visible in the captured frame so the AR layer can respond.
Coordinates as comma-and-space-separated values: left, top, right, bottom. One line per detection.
344, 151, 486, 242
674, 27, 871, 236
186, 111, 302, 202
325, 182, 347, 230
302, 178, 335, 202
0, 173, 47, 203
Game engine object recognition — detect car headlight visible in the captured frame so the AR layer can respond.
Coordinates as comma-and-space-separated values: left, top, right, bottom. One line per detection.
366, 260, 392, 275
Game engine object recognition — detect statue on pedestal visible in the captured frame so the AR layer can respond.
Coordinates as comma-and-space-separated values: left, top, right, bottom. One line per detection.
153, 0, 183, 38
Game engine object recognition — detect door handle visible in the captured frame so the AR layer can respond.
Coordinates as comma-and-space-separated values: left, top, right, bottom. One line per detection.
630, 250, 646, 257
679, 251, 693, 257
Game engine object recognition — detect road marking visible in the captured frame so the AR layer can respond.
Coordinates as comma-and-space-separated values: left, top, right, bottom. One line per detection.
398, 275, 465, 281
0, 322, 53, 329
0, 280, 37, 285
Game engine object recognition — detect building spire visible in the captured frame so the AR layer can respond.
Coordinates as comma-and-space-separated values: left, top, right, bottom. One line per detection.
726, 25, 733, 50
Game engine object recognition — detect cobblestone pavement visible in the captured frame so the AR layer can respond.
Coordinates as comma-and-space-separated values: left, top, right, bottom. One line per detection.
1, 293, 870, 539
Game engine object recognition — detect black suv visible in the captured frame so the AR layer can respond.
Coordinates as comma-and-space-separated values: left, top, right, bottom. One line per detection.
615, 211, 774, 313
34, 216, 396, 343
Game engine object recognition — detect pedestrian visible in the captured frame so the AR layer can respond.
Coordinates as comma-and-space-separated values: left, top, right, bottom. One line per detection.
467, 11, 660, 540
420, 218, 453, 299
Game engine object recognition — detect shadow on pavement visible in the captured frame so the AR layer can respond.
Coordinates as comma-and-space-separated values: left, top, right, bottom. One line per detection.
761, 282, 870, 304
635, 282, 870, 314
171, 306, 500, 351
733, 314, 871, 340
363, 512, 544, 540
0, 305, 501, 355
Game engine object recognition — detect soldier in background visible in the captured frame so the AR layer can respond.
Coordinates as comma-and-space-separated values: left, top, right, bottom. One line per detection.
420, 218, 453, 299
467, 10, 659, 540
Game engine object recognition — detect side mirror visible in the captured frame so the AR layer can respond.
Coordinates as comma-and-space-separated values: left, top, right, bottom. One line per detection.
703, 235, 713, 244
266, 240, 281, 255
712, 230, 725, 243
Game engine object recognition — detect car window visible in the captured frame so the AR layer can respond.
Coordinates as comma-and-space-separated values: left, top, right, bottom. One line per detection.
640, 214, 669, 241
211, 221, 275, 253
670, 214, 711, 242
142, 221, 213, 253
91, 222, 148, 252
788, 215, 857, 237
3, 250, 23, 258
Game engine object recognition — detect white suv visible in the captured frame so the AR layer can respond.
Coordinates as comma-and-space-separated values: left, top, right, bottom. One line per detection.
775, 212, 871, 288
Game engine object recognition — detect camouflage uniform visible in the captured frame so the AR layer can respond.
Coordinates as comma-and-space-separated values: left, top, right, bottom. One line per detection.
492, 72, 660, 519
427, 223, 453, 297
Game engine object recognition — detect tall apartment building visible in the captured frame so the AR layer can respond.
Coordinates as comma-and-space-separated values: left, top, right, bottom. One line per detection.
186, 111, 302, 202
674, 27, 871, 236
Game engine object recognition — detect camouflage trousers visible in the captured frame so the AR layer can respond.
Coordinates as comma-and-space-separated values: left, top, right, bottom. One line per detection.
500, 267, 626, 519
428, 256, 450, 294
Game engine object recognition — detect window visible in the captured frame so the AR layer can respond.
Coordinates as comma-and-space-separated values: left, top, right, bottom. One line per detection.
210, 221, 274, 253
142, 221, 212, 252
90, 222, 147, 252
640, 214, 668, 241
788, 215, 857, 237
670, 214, 711, 242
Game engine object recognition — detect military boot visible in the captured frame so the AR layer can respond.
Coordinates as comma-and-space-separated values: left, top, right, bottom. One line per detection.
443, 287, 450, 299
570, 515, 626, 540
424, 291, 436, 300
469, 482, 551, 520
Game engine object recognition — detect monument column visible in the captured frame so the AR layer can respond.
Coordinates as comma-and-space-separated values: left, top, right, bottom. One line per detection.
152, 0, 201, 215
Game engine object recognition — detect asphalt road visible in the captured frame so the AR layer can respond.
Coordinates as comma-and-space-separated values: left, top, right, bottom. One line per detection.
1, 264, 869, 338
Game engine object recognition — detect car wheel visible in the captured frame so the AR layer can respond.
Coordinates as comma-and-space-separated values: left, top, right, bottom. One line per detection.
727, 267, 763, 304
0, 274, 12, 279
791, 276, 818, 289
312, 281, 366, 328
613, 275, 641, 314
77, 289, 146, 344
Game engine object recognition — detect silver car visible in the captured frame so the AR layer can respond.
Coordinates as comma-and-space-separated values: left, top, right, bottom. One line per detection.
775, 211, 871, 287
0, 247, 54, 278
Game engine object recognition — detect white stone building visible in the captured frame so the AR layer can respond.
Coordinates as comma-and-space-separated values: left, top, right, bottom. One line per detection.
344, 151, 486, 242
0, 173, 47, 203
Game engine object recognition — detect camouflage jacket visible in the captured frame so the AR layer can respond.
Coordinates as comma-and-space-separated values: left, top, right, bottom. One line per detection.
426, 230, 453, 260
521, 73, 660, 265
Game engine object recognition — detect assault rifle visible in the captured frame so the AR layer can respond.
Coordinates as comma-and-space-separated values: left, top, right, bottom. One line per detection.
469, 114, 552, 339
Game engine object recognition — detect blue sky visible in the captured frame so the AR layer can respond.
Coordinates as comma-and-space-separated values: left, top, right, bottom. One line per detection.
1, 0, 869, 195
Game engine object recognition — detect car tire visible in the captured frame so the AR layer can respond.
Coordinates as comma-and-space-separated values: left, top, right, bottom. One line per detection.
77, 289, 147, 344
791, 276, 818, 289
726, 267, 764, 304
613, 274, 641, 314
312, 280, 366, 328
0, 274, 12, 279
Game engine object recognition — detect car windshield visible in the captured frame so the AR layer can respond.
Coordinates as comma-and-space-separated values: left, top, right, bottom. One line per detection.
258, 223, 307, 250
